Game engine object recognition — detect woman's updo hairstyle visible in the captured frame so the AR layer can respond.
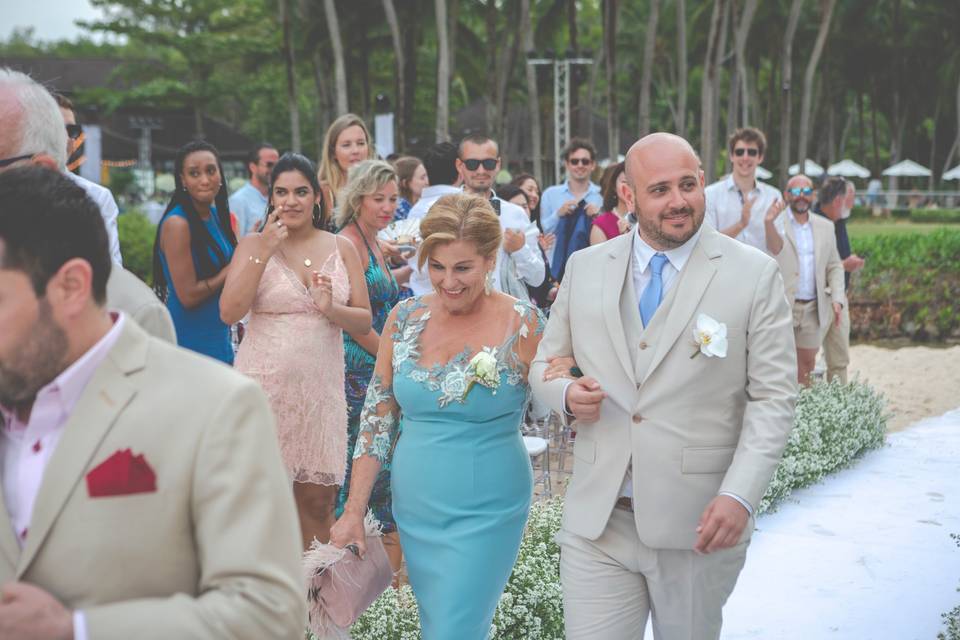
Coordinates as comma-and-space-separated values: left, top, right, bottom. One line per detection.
335, 159, 397, 230
417, 193, 502, 269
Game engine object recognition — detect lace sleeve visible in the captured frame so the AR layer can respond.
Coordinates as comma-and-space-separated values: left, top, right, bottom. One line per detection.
352, 306, 403, 463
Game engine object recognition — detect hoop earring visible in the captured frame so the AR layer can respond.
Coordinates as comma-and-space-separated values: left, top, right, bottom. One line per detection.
484, 270, 494, 296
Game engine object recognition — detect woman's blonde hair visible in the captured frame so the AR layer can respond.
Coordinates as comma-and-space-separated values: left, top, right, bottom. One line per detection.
417, 194, 502, 269
335, 159, 398, 229
318, 113, 376, 202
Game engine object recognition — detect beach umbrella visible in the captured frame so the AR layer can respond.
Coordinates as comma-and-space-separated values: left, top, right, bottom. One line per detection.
941, 165, 960, 181
827, 159, 871, 178
788, 160, 825, 176
755, 166, 773, 180
881, 159, 931, 177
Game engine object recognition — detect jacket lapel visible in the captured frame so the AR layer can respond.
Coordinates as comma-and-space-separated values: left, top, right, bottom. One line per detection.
601, 233, 637, 388
642, 228, 721, 383
16, 320, 148, 577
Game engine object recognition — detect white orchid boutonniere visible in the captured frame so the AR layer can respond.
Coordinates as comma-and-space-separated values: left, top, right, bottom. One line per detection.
465, 347, 501, 397
691, 313, 728, 359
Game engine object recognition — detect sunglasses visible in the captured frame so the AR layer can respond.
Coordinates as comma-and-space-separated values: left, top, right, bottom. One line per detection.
462, 158, 498, 171
568, 157, 593, 166
66, 124, 83, 140
733, 148, 759, 157
0, 153, 34, 169
787, 187, 814, 196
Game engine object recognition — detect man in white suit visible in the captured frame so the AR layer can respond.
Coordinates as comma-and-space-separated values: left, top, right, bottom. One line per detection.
0, 166, 305, 639
763, 174, 846, 385
531, 133, 797, 639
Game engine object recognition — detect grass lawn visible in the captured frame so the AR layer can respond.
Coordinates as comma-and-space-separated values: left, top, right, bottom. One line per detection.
847, 220, 960, 240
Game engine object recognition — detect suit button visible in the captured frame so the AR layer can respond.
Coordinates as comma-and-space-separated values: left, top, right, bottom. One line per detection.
638, 341, 648, 350
632, 414, 643, 424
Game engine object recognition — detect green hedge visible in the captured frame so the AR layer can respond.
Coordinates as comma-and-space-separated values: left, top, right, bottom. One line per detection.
911, 208, 960, 223
117, 210, 157, 285
338, 380, 887, 640
851, 228, 960, 339
941, 533, 960, 640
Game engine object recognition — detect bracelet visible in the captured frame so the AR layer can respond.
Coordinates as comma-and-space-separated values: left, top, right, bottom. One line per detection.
248, 255, 263, 265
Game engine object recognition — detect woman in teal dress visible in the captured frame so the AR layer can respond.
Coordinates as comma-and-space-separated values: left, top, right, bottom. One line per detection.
331, 193, 545, 639
334, 160, 410, 573
153, 140, 237, 364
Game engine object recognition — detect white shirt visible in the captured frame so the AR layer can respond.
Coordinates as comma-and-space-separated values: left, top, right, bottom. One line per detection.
65, 171, 123, 266
405, 187, 546, 295
704, 174, 781, 254
0, 314, 125, 640
787, 209, 817, 300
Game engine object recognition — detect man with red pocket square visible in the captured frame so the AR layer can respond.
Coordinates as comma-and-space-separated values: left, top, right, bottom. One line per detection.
0, 166, 306, 639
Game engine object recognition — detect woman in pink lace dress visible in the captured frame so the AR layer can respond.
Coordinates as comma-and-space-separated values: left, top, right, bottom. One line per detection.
222, 153, 372, 549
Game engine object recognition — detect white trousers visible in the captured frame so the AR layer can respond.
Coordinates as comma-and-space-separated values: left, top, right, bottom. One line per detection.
558, 507, 749, 640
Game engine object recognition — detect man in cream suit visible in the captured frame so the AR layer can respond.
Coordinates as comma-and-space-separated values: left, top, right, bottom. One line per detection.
0, 166, 305, 639
763, 174, 846, 385
531, 133, 797, 639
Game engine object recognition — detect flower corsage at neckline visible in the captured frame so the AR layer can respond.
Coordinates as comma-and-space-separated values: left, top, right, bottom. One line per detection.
690, 313, 728, 359
465, 348, 501, 397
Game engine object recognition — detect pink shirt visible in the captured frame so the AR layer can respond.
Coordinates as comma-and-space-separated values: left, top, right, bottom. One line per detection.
1, 313, 125, 544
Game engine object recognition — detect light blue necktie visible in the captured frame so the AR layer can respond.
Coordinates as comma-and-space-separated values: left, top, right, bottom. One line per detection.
639, 253, 669, 328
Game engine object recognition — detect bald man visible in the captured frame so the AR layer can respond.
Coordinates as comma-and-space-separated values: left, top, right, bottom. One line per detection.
765, 174, 846, 385
531, 133, 797, 639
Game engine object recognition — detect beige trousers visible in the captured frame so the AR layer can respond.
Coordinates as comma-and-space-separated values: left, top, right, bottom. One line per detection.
822, 301, 851, 384
558, 507, 748, 640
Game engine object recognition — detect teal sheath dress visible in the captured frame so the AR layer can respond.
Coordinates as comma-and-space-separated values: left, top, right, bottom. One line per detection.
353, 297, 545, 639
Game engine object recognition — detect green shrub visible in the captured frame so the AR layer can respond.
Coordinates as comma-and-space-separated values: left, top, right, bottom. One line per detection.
891, 207, 911, 219
117, 210, 157, 284
911, 208, 960, 224
849, 206, 874, 220
940, 533, 960, 640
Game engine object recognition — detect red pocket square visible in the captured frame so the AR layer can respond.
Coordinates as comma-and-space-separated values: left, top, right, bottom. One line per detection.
86, 449, 157, 497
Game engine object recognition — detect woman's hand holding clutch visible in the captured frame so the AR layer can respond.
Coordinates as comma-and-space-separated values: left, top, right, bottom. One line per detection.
329, 511, 368, 558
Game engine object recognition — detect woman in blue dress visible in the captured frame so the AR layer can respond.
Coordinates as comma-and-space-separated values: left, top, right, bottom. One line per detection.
331, 193, 545, 639
152, 140, 237, 364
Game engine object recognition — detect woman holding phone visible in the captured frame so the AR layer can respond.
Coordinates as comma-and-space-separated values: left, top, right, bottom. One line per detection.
221, 153, 372, 550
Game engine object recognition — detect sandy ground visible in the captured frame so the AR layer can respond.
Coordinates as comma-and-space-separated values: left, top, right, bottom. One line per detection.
848, 344, 960, 431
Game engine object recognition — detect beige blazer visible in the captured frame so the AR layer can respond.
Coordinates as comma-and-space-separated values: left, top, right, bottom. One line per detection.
772, 212, 847, 343
0, 320, 306, 639
531, 226, 798, 549
105, 266, 176, 343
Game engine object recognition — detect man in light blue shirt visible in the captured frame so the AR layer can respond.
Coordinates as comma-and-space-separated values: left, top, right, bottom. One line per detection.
229, 143, 278, 236
540, 138, 603, 276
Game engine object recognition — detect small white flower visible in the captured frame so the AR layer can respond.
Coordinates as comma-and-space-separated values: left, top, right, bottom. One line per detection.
468, 349, 500, 388
691, 313, 728, 358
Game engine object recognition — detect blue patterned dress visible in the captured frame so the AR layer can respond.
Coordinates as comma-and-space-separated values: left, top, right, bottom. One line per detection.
335, 227, 400, 531
354, 297, 545, 639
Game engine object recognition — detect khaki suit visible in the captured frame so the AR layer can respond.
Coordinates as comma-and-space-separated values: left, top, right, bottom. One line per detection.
105, 266, 176, 343
772, 212, 846, 345
530, 227, 797, 639
0, 320, 306, 639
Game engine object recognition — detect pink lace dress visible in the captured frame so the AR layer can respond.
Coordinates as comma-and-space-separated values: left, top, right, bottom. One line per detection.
235, 249, 350, 486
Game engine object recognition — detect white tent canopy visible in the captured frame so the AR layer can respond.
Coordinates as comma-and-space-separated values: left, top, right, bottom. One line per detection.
941, 164, 960, 181
827, 159, 871, 178
788, 160, 824, 176
756, 166, 773, 180
881, 159, 931, 177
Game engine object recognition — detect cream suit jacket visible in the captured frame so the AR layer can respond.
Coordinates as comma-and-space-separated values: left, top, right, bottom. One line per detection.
0, 320, 306, 639
773, 212, 847, 343
105, 266, 176, 343
530, 226, 798, 549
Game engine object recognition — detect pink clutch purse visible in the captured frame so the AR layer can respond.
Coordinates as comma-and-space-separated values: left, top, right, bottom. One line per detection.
305, 523, 394, 635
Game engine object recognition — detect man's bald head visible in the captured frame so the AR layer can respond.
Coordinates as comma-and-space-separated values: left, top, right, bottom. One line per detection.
785, 174, 813, 190
784, 174, 815, 215
0, 67, 67, 172
619, 132, 706, 251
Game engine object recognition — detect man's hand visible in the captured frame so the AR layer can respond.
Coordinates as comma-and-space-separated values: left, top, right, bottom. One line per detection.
0, 582, 73, 640
739, 195, 757, 227
503, 228, 525, 253
833, 302, 843, 327
585, 203, 600, 217
564, 376, 606, 423
693, 495, 750, 554
842, 254, 865, 272
558, 199, 579, 217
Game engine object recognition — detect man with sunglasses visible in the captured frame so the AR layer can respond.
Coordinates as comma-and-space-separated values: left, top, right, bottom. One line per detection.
540, 139, 603, 273
229, 143, 279, 237
765, 174, 846, 386
704, 128, 782, 255
52, 92, 123, 266
456, 135, 545, 292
